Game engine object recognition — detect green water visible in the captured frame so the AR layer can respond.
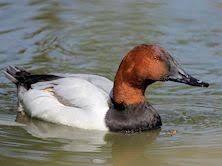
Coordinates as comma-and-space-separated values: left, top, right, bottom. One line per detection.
0, 0, 222, 165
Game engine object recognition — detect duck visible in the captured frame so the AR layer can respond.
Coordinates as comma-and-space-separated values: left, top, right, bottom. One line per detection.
4, 44, 209, 133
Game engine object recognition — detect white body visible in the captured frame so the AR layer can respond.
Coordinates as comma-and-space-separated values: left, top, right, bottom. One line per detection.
18, 74, 113, 130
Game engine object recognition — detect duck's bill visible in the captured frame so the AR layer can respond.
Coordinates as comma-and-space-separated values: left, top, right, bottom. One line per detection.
168, 71, 209, 87
165, 55, 209, 87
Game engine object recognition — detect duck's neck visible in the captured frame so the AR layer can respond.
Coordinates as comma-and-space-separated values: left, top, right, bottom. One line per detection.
113, 73, 154, 106
113, 81, 145, 105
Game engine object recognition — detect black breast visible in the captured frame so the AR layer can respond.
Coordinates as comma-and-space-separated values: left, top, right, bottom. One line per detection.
105, 101, 162, 133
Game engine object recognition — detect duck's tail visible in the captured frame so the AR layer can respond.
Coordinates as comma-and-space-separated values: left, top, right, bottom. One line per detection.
4, 66, 61, 90
4, 66, 30, 86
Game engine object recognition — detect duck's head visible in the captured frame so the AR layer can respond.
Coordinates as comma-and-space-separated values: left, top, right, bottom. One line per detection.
113, 44, 209, 105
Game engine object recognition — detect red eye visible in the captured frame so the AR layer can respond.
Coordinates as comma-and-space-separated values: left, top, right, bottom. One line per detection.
153, 56, 160, 60
153, 56, 163, 61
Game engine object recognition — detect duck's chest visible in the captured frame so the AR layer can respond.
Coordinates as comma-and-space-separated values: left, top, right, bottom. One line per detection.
105, 102, 162, 133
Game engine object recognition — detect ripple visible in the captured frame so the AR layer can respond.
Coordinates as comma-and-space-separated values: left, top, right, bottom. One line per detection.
0, 0, 222, 165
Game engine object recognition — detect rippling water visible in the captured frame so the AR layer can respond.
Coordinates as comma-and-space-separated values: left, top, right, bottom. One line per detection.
0, 0, 222, 165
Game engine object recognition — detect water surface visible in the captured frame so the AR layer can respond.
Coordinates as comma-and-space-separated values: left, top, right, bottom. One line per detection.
0, 0, 222, 165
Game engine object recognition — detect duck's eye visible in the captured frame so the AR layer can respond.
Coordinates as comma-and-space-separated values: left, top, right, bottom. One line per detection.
153, 56, 164, 61
153, 56, 160, 60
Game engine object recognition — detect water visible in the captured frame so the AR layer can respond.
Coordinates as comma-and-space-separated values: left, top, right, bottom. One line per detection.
0, 0, 222, 165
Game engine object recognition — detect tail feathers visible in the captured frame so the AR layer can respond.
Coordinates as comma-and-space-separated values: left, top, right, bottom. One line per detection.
4, 66, 30, 84
4, 70, 18, 84
4, 66, 61, 89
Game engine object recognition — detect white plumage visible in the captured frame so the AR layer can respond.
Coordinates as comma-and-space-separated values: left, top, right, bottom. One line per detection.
18, 74, 113, 130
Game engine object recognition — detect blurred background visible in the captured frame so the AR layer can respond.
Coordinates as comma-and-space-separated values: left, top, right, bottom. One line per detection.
0, 0, 221, 165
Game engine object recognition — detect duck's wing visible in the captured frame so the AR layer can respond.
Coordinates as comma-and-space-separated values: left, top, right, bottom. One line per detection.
5, 67, 112, 130
32, 74, 113, 106
32, 76, 113, 111
19, 77, 112, 130
51, 73, 113, 96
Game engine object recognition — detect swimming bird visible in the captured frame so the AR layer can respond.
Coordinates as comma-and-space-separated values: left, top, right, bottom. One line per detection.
4, 44, 209, 133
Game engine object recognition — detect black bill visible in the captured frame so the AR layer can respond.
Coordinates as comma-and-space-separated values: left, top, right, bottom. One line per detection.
168, 71, 209, 87
166, 56, 209, 87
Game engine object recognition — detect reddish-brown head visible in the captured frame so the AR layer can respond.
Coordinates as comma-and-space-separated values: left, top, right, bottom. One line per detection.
113, 44, 209, 105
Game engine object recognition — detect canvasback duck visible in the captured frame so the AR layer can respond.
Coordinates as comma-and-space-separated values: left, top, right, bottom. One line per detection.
4, 44, 209, 132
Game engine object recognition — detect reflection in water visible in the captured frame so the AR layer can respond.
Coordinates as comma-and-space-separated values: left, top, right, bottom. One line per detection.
16, 113, 107, 152
105, 131, 160, 166
16, 113, 160, 165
